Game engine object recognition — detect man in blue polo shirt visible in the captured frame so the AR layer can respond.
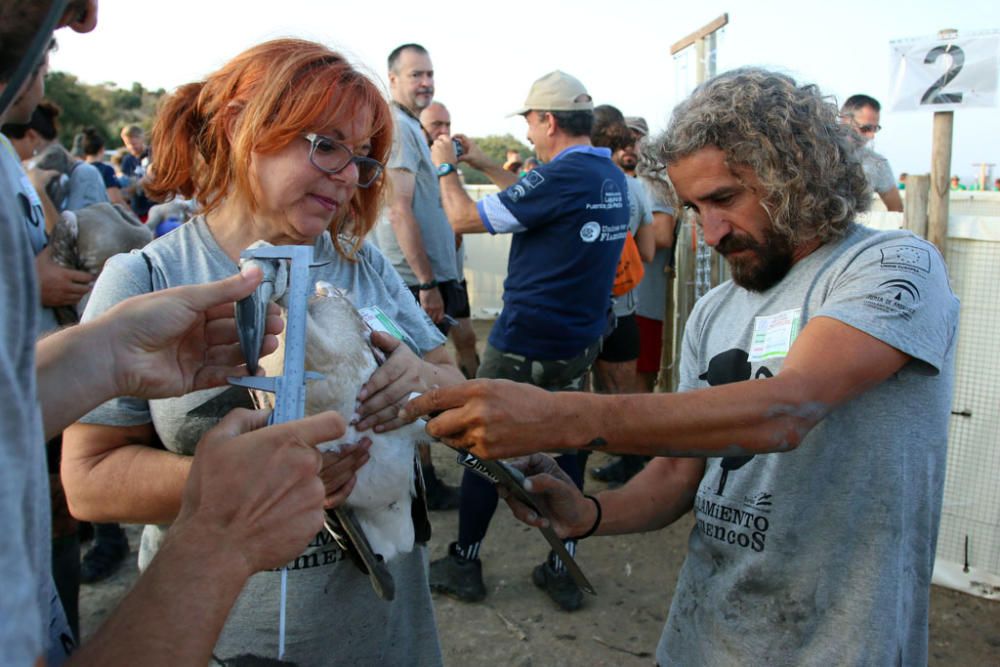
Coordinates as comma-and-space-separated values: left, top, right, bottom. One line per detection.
428, 70, 628, 611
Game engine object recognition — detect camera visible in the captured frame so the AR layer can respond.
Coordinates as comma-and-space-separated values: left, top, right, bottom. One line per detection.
452, 138, 464, 158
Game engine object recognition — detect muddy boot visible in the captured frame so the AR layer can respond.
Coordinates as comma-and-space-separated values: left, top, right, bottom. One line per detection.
429, 542, 487, 602
532, 561, 583, 612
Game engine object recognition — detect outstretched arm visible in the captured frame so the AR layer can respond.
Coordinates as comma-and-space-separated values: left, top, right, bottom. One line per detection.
36, 267, 279, 439
405, 316, 911, 459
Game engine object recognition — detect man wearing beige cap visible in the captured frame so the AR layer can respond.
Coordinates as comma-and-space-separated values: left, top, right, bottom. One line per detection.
427, 70, 629, 611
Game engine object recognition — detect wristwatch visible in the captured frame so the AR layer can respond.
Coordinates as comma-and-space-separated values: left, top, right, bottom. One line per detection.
417, 279, 439, 291
436, 163, 457, 178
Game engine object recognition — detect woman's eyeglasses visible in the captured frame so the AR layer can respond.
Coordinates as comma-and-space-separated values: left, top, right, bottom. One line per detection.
303, 133, 383, 188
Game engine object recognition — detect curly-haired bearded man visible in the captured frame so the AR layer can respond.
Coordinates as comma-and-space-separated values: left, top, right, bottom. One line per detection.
408, 67, 959, 665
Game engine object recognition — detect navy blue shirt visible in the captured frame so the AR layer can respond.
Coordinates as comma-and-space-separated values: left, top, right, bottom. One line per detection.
120, 151, 153, 217
476, 145, 628, 359
91, 161, 118, 190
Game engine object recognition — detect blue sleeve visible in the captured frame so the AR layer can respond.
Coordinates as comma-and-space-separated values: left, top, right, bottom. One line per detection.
495, 165, 566, 231
476, 193, 523, 234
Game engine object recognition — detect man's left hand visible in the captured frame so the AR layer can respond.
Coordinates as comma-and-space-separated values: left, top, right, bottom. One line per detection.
403, 379, 563, 458
430, 135, 458, 168
96, 266, 283, 399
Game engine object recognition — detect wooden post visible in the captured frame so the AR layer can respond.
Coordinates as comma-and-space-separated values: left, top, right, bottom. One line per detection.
656, 267, 675, 393
662, 14, 729, 392
904, 174, 930, 238
695, 39, 706, 84
927, 111, 953, 253
670, 216, 698, 392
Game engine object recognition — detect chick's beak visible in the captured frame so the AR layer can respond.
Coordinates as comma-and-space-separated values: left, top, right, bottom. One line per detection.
235, 258, 278, 375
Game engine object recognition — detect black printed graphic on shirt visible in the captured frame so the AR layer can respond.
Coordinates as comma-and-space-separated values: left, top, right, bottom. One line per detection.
698, 349, 774, 495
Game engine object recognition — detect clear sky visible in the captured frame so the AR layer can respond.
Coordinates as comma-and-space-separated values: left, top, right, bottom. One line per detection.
50, 0, 1000, 183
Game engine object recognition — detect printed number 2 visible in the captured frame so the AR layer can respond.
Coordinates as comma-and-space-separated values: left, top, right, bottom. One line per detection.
921, 45, 965, 105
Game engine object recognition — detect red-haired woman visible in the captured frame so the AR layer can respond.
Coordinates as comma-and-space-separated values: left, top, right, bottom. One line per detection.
62, 39, 461, 665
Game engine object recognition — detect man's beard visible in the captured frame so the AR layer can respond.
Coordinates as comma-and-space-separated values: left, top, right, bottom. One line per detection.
716, 226, 795, 292
619, 155, 638, 171
413, 89, 434, 111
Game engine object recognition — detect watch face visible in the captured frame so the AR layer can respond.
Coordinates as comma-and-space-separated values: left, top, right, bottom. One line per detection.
437, 163, 454, 177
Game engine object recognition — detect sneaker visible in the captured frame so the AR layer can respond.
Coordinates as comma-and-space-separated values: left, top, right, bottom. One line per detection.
80, 535, 129, 584
429, 543, 486, 602
532, 561, 583, 612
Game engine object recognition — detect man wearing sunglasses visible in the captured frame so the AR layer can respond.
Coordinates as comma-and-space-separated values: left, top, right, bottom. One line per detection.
841, 94, 903, 212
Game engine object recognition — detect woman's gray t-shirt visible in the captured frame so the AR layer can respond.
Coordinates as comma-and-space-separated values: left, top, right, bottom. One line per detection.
81, 217, 445, 666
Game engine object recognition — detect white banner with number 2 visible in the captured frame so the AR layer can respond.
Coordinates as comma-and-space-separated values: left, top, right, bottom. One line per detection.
889, 33, 999, 112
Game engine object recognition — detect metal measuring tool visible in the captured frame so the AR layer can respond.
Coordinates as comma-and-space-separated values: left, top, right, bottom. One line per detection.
228, 245, 397, 650
453, 449, 596, 595
410, 396, 595, 596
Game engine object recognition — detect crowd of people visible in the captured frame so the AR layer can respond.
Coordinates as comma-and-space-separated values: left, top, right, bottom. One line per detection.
2, 2, 957, 666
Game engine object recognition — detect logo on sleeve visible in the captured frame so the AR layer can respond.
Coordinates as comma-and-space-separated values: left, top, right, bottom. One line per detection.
863, 278, 921, 319
880, 245, 932, 273
506, 171, 545, 203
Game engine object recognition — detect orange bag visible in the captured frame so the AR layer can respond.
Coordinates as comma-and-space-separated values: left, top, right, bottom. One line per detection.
612, 231, 645, 296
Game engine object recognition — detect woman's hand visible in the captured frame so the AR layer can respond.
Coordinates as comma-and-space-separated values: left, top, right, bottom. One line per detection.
354, 331, 430, 433
319, 439, 372, 509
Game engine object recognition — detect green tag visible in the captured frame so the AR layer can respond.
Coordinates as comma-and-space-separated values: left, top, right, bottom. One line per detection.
358, 305, 405, 341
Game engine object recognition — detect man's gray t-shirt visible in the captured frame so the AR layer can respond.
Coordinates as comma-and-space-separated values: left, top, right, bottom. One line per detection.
611, 176, 653, 318
658, 224, 958, 666
80, 218, 445, 666
0, 138, 66, 664
373, 106, 458, 285
860, 146, 896, 195
635, 179, 675, 322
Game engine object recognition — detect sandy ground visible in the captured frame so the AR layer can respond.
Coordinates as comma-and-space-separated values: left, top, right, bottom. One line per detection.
79, 320, 1000, 665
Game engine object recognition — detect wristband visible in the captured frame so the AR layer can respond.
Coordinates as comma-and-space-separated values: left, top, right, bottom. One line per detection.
573, 494, 602, 540
416, 279, 439, 291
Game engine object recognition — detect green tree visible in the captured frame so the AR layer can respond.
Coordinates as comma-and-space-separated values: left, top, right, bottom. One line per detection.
43, 71, 166, 150
474, 134, 532, 164
458, 134, 533, 185
43, 71, 111, 149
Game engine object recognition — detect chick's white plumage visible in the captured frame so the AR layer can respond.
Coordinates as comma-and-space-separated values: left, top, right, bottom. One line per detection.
257, 283, 423, 562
